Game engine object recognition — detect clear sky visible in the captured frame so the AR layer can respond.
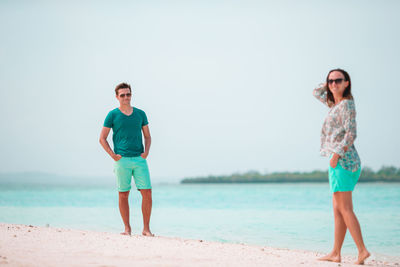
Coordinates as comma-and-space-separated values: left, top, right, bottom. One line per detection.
1, 0, 399, 183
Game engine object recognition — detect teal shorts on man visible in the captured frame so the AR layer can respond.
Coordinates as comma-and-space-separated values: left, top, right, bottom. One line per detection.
114, 156, 151, 192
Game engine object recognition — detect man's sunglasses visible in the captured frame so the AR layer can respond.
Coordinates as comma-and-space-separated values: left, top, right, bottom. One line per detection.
328, 78, 345, 85
119, 93, 132, 98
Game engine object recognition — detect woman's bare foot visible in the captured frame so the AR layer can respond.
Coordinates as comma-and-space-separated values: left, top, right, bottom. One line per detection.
355, 250, 370, 265
318, 252, 341, 263
142, 230, 154, 237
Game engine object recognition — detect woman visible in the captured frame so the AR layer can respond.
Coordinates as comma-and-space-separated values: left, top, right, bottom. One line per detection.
313, 69, 370, 265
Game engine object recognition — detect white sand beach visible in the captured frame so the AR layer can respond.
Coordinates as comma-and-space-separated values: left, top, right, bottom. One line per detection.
0, 223, 396, 267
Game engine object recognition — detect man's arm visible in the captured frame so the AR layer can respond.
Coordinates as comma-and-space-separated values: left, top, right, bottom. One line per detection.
141, 125, 151, 159
99, 127, 121, 161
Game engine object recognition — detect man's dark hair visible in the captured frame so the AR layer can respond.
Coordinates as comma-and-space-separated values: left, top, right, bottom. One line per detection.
115, 83, 132, 95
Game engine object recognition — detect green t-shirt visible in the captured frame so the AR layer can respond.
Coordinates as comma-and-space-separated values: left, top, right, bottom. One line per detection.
103, 107, 148, 157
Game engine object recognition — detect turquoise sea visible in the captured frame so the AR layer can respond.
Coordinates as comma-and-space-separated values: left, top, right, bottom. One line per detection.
1, 182, 399, 262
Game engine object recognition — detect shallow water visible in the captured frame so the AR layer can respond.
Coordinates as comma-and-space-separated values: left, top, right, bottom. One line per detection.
0, 182, 399, 261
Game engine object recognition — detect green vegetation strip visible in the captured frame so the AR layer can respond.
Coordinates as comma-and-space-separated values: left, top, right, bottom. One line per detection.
181, 166, 400, 183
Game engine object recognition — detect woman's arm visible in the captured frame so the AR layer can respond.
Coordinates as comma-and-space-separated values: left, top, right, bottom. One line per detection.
313, 83, 329, 106
335, 100, 357, 157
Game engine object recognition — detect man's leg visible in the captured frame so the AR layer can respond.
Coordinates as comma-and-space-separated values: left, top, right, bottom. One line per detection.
132, 156, 153, 236
119, 191, 131, 235
140, 189, 154, 236
114, 158, 133, 236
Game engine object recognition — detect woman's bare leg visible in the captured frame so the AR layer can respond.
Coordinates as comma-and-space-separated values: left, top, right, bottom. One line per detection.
336, 191, 370, 265
319, 194, 346, 262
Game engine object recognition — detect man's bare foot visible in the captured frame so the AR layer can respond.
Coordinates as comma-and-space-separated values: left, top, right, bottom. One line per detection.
355, 250, 370, 265
142, 230, 154, 237
318, 252, 341, 263
120, 226, 131, 236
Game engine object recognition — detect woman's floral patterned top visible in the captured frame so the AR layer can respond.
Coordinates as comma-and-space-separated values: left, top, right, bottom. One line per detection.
313, 85, 361, 172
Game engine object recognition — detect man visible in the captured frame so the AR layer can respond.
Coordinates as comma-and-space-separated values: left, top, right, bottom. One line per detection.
99, 82, 153, 236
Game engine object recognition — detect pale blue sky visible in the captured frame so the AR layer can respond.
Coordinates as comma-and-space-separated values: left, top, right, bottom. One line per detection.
1, 1, 399, 182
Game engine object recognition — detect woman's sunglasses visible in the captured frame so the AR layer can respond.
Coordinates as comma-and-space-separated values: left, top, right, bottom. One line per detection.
328, 78, 345, 85
119, 93, 132, 98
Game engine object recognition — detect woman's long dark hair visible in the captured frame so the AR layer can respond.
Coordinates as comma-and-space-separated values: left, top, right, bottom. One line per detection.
326, 68, 353, 107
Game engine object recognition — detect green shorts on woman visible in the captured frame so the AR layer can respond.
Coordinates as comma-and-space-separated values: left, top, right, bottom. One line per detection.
114, 156, 151, 192
329, 160, 361, 193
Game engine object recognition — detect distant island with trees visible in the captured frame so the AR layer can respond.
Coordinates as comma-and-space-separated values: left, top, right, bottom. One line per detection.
181, 166, 400, 184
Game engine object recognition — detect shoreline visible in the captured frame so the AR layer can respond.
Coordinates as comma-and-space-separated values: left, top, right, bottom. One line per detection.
180, 180, 400, 184
0, 223, 397, 266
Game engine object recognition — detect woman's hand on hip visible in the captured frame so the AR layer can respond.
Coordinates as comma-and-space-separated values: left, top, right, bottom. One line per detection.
330, 153, 340, 168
